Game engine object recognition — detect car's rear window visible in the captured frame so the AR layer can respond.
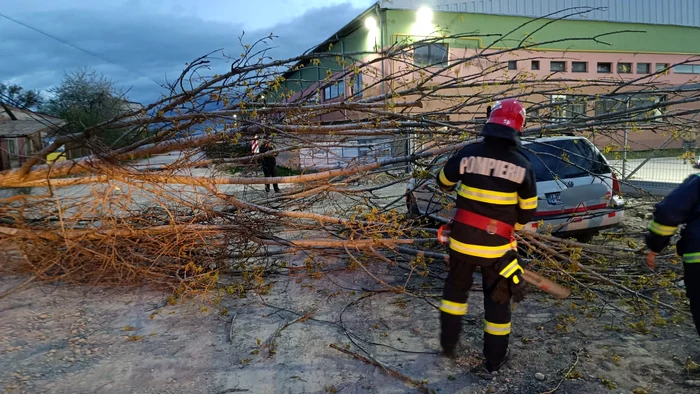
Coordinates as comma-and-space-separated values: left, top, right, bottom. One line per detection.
521, 139, 611, 182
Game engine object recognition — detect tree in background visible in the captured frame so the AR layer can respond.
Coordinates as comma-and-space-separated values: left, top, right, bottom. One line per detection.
40, 67, 145, 153
0, 83, 44, 110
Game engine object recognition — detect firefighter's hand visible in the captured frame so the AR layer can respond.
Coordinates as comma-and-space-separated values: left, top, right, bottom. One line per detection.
510, 271, 526, 303
646, 251, 656, 271
437, 223, 452, 246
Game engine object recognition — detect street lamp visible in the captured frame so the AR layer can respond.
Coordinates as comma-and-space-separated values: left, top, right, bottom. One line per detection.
365, 16, 377, 30
417, 6, 433, 24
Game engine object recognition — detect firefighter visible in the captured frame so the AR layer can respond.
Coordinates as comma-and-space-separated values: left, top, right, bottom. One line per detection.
435, 98, 538, 372
644, 174, 700, 336
258, 135, 281, 193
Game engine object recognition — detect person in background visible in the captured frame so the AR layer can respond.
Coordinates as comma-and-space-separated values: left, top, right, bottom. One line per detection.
645, 174, 700, 336
258, 135, 281, 193
434, 98, 538, 373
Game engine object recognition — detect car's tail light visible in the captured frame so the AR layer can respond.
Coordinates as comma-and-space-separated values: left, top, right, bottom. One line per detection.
611, 172, 621, 196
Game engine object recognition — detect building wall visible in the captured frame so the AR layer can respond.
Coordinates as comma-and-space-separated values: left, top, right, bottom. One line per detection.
385, 8, 700, 53
382, 0, 700, 28
280, 25, 377, 99
275, 7, 700, 168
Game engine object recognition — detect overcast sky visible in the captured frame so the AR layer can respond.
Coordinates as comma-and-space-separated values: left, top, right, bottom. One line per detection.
0, 0, 375, 105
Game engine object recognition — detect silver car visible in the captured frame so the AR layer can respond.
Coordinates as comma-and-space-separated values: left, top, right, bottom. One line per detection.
406, 135, 626, 242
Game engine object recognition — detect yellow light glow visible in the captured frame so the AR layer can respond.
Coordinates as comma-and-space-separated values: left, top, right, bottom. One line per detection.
417, 6, 432, 23
365, 16, 377, 30
365, 15, 379, 52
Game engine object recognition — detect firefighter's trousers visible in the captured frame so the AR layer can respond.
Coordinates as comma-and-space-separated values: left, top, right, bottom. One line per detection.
684, 262, 700, 336
440, 250, 511, 365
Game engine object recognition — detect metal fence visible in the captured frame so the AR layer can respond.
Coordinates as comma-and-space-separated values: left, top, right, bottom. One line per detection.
608, 155, 697, 184
603, 137, 698, 196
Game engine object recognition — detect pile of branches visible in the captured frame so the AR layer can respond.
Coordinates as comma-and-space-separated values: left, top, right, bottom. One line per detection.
0, 7, 698, 322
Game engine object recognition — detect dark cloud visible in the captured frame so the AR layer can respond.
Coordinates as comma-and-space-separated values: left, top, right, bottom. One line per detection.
0, 1, 370, 105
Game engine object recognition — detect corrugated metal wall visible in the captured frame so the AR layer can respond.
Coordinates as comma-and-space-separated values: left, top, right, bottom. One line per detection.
380, 0, 700, 27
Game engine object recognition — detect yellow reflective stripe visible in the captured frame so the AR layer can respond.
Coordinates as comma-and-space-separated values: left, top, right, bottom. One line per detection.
684, 253, 700, 264
458, 185, 517, 205
499, 259, 523, 278
484, 320, 511, 336
514, 223, 525, 231
518, 195, 538, 210
647, 220, 677, 236
440, 300, 468, 315
438, 169, 456, 187
449, 237, 517, 259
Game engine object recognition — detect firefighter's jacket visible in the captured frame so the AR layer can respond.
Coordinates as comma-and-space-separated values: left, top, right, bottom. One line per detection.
646, 174, 700, 262
435, 140, 538, 262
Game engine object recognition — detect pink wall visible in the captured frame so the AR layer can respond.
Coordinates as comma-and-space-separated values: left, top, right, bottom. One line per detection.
497, 50, 699, 85
283, 48, 699, 121
381, 46, 700, 87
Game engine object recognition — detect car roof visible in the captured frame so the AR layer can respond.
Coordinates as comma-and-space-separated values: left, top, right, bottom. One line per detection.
432, 135, 592, 161
521, 135, 588, 145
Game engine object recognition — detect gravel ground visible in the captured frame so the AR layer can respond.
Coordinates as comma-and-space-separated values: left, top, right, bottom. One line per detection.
2, 244, 700, 394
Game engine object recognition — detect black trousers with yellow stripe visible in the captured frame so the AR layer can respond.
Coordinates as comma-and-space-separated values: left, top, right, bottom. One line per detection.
683, 261, 700, 337
440, 250, 511, 365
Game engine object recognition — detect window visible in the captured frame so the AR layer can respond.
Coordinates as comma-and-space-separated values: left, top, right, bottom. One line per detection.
531, 60, 540, 70
7, 139, 16, 155
550, 61, 566, 72
597, 62, 612, 73
636, 63, 651, 74
550, 95, 586, 122
595, 97, 625, 117
595, 95, 665, 122
413, 43, 448, 67
507, 60, 517, 70
323, 80, 345, 100
572, 62, 588, 73
655, 63, 669, 72
350, 72, 363, 97
617, 63, 632, 73
521, 139, 611, 182
628, 94, 666, 121
674, 64, 700, 74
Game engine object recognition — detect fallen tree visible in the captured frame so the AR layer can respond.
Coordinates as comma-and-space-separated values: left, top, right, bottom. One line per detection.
0, 9, 698, 341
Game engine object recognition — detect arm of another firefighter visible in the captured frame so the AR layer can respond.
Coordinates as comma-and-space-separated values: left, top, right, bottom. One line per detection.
515, 166, 538, 231
435, 150, 462, 192
646, 174, 700, 253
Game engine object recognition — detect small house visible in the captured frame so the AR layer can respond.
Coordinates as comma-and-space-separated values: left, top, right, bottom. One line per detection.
0, 104, 65, 170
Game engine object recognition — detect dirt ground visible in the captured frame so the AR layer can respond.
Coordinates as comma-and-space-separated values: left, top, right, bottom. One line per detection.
2, 252, 700, 394
2, 183, 700, 393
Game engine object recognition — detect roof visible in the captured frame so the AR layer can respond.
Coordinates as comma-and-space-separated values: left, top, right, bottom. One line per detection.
0, 104, 65, 137
380, 0, 700, 28
0, 119, 65, 138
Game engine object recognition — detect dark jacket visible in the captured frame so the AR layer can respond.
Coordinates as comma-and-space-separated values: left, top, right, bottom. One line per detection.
436, 138, 538, 262
646, 174, 700, 262
258, 142, 277, 168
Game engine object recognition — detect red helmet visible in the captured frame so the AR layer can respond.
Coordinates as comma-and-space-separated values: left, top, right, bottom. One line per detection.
486, 99, 526, 133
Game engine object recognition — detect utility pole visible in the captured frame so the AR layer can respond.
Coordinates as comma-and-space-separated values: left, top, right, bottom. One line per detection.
622, 97, 629, 179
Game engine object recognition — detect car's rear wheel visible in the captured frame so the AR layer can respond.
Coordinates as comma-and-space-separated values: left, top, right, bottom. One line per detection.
573, 231, 597, 243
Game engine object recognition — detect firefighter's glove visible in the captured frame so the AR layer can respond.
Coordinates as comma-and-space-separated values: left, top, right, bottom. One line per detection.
437, 222, 452, 246
491, 252, 526, 304
644, 232, 670, 254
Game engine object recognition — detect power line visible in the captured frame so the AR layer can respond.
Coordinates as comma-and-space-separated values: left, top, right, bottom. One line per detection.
0, 11, 164, 88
